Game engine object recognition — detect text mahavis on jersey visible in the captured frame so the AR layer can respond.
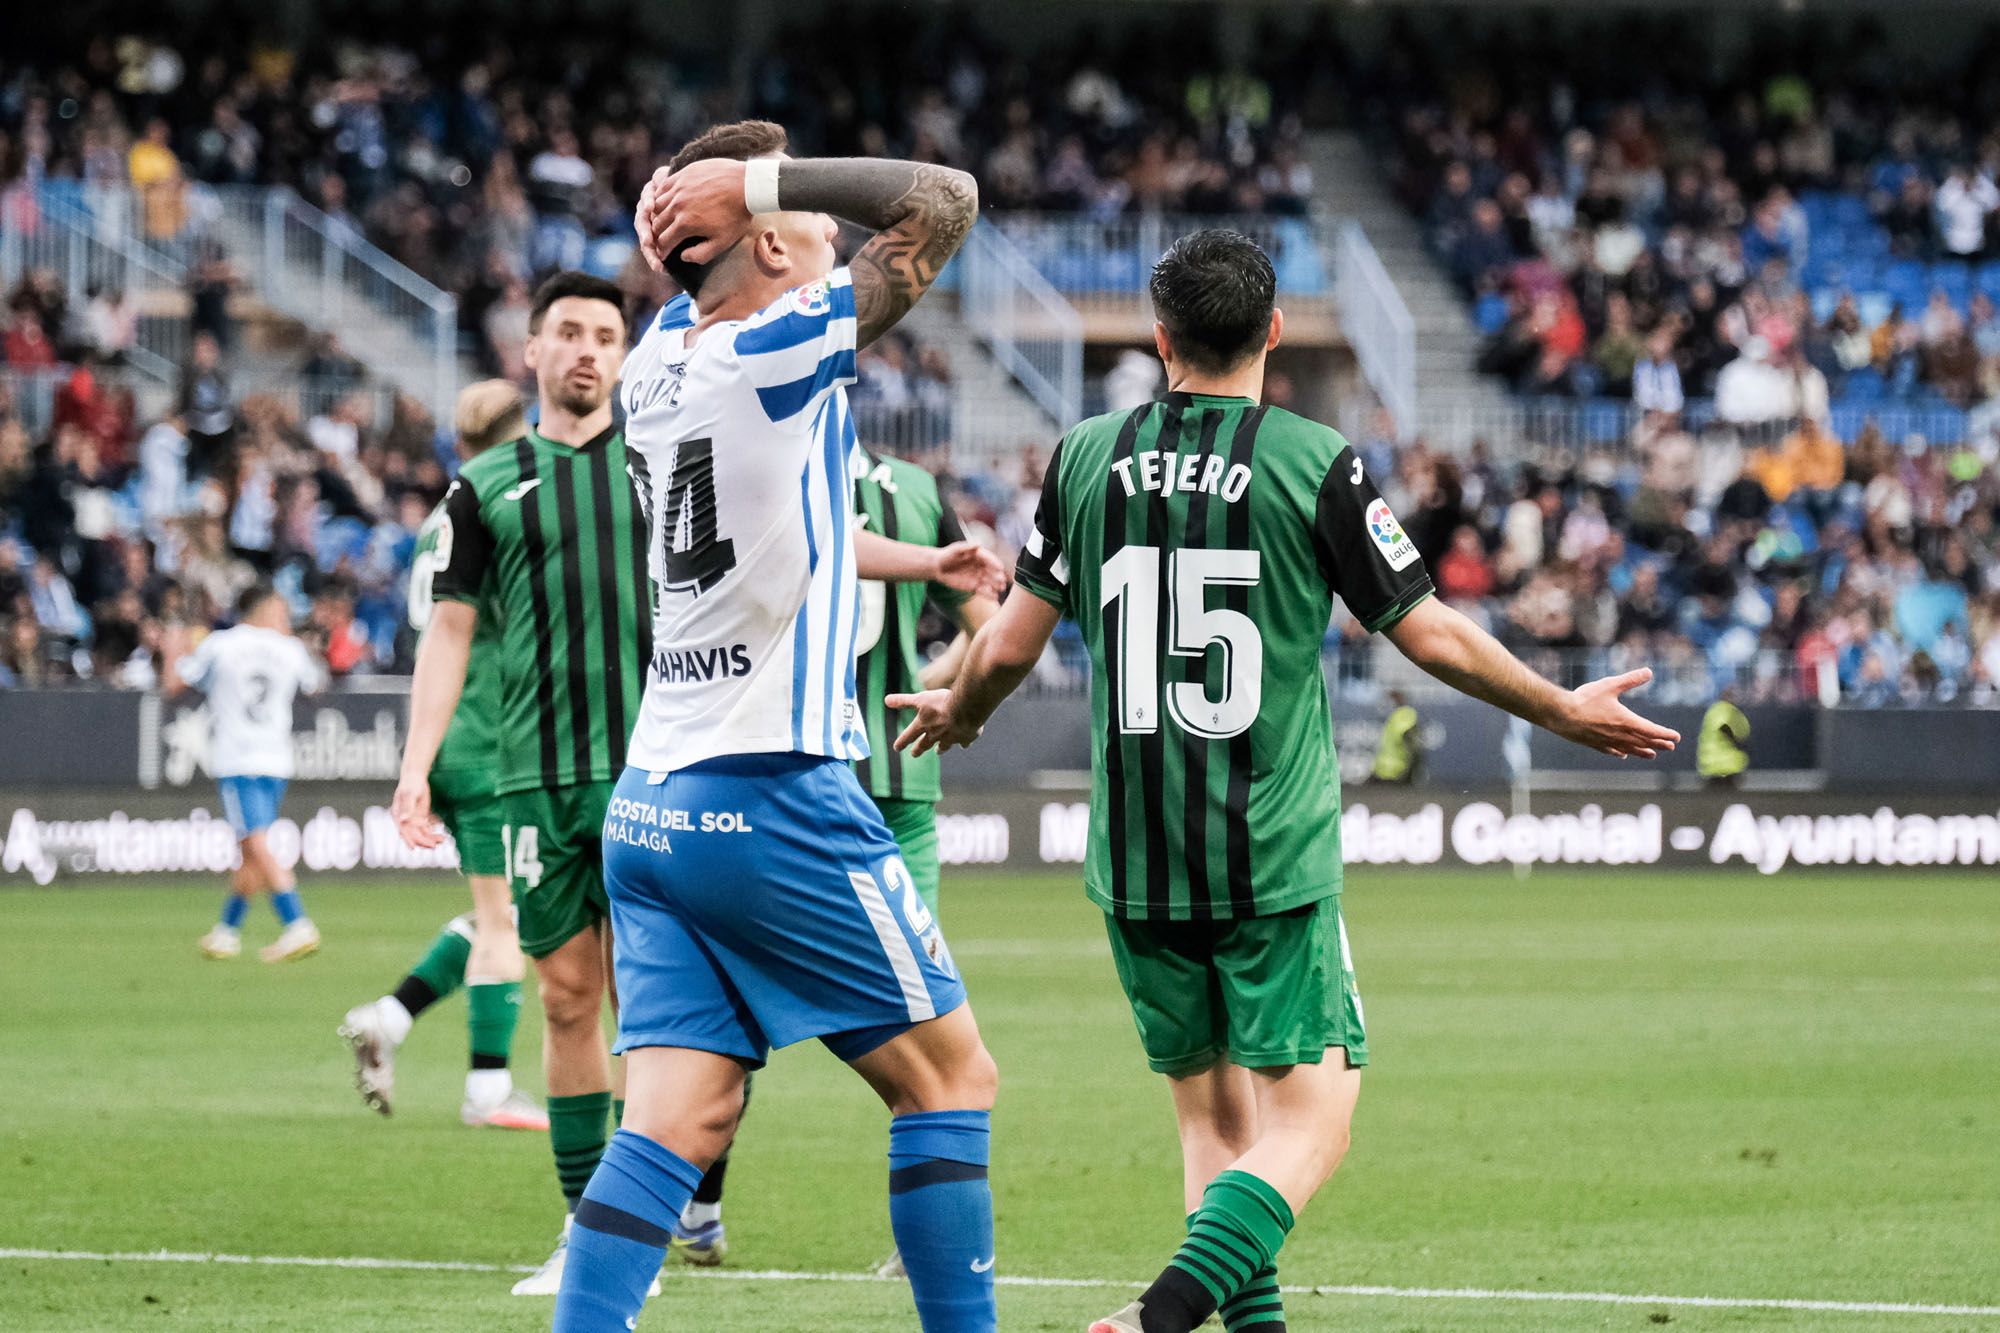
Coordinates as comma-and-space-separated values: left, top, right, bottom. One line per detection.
1112, 448, 1252, 502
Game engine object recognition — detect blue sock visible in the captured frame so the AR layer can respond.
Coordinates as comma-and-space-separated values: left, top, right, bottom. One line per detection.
554, 1129, 703, 1332
219, 894, 249, 929
889, 1110, 996, 1333
269, 889, 305, 926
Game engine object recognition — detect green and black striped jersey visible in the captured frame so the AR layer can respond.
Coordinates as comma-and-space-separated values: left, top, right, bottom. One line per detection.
431, 425, 652, 796
1014, 393, 1434, 921
852, 451, 970, 804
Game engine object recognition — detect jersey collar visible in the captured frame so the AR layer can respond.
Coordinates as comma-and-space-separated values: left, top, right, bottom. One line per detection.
529, 423, 621, 453
1164, 390, 1258, 407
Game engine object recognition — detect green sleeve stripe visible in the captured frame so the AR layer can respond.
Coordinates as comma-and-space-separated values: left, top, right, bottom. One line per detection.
1362, 581, 1434, 634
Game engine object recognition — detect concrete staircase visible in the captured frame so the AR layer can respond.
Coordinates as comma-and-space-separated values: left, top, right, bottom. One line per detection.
1309, 132, 1515, 440
895, 296, 1068, 469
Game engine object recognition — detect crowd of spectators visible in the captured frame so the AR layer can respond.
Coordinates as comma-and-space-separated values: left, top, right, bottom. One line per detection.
0, 338, 448, 689
1372, 17, 2000, 421
937, 383, 2000, 710
1, 9, 1331, 382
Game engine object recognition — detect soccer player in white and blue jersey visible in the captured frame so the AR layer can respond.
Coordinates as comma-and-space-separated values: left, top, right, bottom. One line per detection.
175, 583, 328, 963
551, 121, 1001, 1333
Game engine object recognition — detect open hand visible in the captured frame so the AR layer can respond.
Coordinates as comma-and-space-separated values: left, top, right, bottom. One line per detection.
642, 158, 754, 271
1553, 668, 1681, 759
392, 774, 444, 850
933, 541, 1006, 599
888, 688, 982, 756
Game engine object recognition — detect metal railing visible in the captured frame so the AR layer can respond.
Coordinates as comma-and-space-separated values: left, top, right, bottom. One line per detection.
988, 212, 1333, 307
209, 186, 458, 423
956, 221, 1084, 430
1333, 220, 1417, 433
0, 187, 189, 391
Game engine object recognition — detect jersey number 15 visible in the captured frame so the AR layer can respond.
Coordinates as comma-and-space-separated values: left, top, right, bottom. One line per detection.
1102, 546, 1263, 740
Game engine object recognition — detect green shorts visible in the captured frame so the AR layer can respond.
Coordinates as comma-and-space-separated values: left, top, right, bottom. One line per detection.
1104, 895, 1368, 1076
431, 768, 505, 878
871, 795, 940, 916
500, 781, 614, 960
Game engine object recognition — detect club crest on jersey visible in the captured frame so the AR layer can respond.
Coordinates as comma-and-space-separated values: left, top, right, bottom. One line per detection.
1367, 499, 1420, 571
790, 280, 832, 316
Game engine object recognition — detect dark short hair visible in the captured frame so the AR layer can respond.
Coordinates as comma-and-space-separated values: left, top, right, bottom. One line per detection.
236, 582, 282, 619
663, 120, 790, 298
527, 271, 626, 335
1149, 229, 1277, 374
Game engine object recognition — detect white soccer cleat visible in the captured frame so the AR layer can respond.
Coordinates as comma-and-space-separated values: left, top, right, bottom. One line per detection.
198, 926, 241, 960
871, 1249, 906, 1280
338, 1002, 396, 1117
511, 1225, 569, 1296
1087, 1301, 1147, 1333
462, 1088, 550, 1132
260, 919, 321, 963
510, 1219, 661, 1297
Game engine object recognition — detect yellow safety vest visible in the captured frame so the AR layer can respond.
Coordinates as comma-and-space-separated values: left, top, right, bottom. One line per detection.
1372, 705, 1419, 782
1697, 701, 1750, 779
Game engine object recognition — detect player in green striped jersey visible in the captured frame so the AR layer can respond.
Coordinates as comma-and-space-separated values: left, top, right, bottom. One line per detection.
392, 273, 657, 1296
853, 449, 999, 917
342, 381, 545, 1132
893, 230, 1678, 1333
854, 449, 999, 1285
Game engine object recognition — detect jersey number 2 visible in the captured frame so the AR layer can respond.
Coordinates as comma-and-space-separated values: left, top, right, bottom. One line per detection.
658, 437, 737, 595
1101, 546, 1263, 739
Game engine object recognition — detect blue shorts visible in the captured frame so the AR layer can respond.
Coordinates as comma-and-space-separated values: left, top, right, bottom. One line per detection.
218, 776, 287, 838
603, 755, 966, 1068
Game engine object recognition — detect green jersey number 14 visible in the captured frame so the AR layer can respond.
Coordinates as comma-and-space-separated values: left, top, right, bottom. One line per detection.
1103, 545, 1262, 739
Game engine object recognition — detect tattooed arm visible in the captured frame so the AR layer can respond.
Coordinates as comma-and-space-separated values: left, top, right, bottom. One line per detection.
772, 160, 978, 345
642, 157, 978, 346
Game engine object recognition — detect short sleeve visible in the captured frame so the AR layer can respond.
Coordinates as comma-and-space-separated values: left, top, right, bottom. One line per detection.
731, 268, 859, 422
177, 634, 216, 691
1312, 450, 1434, 633
1010, 443, 1070, 612
429, 476, 496, 605
927, 501, 972, 611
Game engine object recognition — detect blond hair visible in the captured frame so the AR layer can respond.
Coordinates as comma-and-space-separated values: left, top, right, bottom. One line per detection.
453, 379, 528, 457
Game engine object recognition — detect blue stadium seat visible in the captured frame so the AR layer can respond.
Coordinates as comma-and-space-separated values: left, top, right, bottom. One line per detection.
1841, 368, 1885, 402
1929, 262, 1973, 302
1811, 288, 1841, 322
1832, 195, 1872, 228
1475, 291, 1510, 334
1856, 291, 1893, 327
1977, 261, 2000, 299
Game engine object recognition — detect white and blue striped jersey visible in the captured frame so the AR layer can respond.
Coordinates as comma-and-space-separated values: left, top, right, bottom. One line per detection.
620, 268, 868, 774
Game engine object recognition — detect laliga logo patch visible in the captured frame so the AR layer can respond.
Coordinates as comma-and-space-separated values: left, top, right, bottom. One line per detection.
1366, 499, 1420, 572
791, 280, 832, 316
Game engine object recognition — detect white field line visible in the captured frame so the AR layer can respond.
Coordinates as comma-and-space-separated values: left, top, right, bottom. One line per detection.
2, 1247, 1996, 1318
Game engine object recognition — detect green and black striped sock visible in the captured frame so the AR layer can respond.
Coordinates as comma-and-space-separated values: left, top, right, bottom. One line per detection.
1139, 1171, 1293, 1332
1219, 1266, 1286, 1330
548, 1090, 612, 1212
1186, 1210, 1286, 1331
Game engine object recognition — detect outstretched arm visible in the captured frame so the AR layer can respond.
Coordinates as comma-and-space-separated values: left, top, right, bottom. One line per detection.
889, 588, 1061, 756
1383, 596, 1680, 759
640, 157, 979, 346
854, 529, 1005, 598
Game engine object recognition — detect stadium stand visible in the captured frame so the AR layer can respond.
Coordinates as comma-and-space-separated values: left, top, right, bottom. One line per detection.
3, 11, 2000, 708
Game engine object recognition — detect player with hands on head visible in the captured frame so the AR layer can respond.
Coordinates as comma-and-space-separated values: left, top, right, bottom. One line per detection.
890, 229, 1676, 1333
550, 122, 1001, 1333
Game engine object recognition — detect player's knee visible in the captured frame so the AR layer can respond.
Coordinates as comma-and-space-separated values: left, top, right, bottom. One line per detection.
537, 974, 600, 1035
948, 1040, 1000, 1111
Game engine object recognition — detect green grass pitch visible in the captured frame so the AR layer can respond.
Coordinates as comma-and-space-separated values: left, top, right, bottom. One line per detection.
1, 868, 1994, 1331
